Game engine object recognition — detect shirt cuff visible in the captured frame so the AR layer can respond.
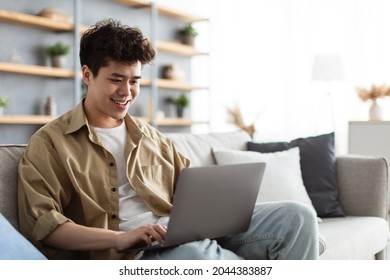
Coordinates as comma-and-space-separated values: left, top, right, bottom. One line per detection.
32, 210, 71, 241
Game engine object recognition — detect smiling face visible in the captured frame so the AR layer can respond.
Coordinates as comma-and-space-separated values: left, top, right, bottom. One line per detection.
82, 60, 142, 128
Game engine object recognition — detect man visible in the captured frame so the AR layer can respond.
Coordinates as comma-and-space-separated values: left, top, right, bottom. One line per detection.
18, 19, 319, 260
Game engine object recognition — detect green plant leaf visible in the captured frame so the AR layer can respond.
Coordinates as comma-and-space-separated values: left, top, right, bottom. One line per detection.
0, 96, 10, 107
46, 41, 70, 56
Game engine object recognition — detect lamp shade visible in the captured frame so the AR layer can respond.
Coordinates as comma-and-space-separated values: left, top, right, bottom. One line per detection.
312, 53, 344, 82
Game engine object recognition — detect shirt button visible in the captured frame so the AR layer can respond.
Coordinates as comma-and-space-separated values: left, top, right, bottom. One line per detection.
111, 214, 117, 219
109, 162, 115, 167
111, 187, 116, 192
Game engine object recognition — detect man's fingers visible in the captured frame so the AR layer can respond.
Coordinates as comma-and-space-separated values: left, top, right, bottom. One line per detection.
143, 224, 167, 246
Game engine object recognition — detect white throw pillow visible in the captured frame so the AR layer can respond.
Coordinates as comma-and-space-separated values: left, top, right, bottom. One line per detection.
212, 147, 318, 218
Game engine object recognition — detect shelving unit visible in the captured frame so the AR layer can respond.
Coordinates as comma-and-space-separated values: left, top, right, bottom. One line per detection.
0, 4, 79, 132
0, 0, 210, 132
114, 0, 209, 129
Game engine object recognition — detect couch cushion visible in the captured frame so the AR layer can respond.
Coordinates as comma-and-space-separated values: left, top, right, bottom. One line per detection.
336, 156, 389, 218
212, 147, 318, 218
319, 216, 390, 259
0, 145, 26, 230
166, 131, 251, 167
247, 132, 345, 218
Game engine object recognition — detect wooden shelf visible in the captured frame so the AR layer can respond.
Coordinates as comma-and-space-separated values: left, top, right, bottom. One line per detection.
139, 78, 151, 87
140, 78, 206, 90
0, 62, 74, 78
114, 0, 207, 22
0, 9, 73, 32
0, 64, 207, 89
158, 5, 208, 22
0, 115, 56, 125
156, 79, 207, 90
157, 118, 207, 126
136, 117, 206, 126
113, 0, 151, 8
157, 41, 207, 57
0, 115, 205, 126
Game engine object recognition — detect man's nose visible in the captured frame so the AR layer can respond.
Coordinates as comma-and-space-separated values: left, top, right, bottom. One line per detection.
118, 83, 131, 96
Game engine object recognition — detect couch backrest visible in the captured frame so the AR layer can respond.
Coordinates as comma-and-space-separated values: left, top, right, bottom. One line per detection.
0, 131, 251, 231
166, 131, 251, 166
0, 145, 26, 230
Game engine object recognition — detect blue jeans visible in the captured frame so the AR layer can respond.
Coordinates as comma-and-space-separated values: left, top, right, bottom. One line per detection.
141, 201, 319, 260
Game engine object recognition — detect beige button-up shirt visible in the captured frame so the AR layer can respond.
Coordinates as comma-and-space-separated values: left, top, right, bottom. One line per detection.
18, 101, 190, 259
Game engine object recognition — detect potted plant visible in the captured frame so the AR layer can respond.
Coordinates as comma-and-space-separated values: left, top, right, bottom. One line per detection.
178, 23, 198, 46
165, 93, 190, 118
0, 96, 10, 115
46, 41, 70, 68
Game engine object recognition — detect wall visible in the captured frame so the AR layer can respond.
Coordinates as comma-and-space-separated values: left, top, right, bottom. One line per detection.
206, 0, 390, 154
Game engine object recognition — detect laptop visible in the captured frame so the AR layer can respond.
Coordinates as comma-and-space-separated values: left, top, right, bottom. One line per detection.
118, 162, 266, 253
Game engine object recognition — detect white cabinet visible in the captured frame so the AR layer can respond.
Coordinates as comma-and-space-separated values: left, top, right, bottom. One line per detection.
348, 121, 390, 160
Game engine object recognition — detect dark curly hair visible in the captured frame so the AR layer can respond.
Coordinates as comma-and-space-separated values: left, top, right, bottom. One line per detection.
80, 19, 155, 76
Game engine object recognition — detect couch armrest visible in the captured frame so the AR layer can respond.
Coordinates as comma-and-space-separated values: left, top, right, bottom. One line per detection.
336, 155, 388, 219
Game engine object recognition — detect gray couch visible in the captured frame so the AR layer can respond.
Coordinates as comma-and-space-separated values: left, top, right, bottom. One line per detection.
0, 131, 389, 259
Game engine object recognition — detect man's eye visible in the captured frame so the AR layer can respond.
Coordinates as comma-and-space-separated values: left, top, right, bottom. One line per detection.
110, 78, 122, 83
130, 80, 139, 85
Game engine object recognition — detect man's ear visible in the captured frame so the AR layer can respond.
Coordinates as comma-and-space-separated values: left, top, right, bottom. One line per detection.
82, 65, 92, 85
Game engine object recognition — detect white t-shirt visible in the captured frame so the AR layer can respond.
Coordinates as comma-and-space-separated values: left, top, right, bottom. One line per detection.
93, 122, 166, 231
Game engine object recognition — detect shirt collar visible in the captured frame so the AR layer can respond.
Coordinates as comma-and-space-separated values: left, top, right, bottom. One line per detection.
65, 99, 149, 143
65, 100, 88, 135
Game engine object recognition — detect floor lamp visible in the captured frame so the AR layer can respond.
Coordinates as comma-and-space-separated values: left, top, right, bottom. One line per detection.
311, 53, 344, 132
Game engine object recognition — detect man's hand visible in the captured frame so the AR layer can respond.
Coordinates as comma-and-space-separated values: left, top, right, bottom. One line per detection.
43, 221, 167, 252
115, 224, 167, 250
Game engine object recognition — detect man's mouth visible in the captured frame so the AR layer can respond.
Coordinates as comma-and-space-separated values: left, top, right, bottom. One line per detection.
111, 98, 131, 106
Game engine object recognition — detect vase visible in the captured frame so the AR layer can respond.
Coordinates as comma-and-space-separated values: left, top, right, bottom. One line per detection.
50, 55, 67, 68
180, 34, 195, 46
176, 106, 184, 118
369, 99, 383, 121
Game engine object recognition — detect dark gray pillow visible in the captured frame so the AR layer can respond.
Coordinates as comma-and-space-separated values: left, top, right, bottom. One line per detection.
247, 132, 345, 218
